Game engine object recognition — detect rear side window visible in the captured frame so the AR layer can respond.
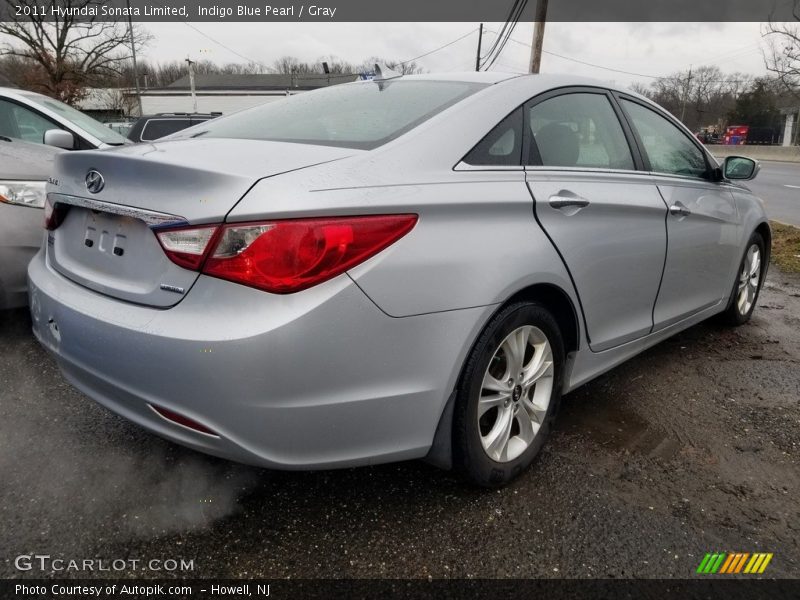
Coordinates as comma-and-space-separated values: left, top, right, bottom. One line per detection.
621, 99, 708, 178
141, 119, 193, 141
462, 108, 523, 166
526, 93, 634, 170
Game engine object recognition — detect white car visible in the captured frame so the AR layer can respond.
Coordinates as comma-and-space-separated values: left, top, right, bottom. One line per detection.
0, 87, 129, 150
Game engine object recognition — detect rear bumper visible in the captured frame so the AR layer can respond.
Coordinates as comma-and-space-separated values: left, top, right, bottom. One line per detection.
28, 249, 489, 469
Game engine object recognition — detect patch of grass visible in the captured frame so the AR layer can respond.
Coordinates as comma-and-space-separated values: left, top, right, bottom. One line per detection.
770, 221, 800, 273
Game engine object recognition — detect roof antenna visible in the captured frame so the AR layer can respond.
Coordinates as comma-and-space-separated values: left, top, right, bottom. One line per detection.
373, 63, 402, 82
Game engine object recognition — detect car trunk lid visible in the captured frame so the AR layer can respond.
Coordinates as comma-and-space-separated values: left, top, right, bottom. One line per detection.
46, 139, 357, 307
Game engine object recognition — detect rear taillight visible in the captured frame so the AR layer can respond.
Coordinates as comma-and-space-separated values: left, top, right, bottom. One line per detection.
156, 215, 417, 294
155, 225, 219, 270
44, 196, 69, 231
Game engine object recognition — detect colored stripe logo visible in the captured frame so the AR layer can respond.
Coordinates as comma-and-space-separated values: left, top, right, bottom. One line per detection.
696, 552, 773, 574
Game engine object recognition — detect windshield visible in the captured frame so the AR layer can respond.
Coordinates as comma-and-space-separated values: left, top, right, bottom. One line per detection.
181, 80, 487, 150
21, 92, 129, 145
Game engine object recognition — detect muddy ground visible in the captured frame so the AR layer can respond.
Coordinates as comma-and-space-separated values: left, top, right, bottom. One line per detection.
1, 269, 798, 580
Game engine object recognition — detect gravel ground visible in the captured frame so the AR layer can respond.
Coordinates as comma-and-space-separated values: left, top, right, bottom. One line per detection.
1, 269, 798, 580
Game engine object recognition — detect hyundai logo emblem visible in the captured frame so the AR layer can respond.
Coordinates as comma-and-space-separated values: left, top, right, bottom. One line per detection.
85, 170, 105, 194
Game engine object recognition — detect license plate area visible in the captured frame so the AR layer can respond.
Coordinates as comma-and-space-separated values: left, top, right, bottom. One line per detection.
49, 207, 200, 308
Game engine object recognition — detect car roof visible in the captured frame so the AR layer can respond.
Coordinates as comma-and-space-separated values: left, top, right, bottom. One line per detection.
354, 72, 650, 99
0, 86, 44, 99
0, 137, 63, 179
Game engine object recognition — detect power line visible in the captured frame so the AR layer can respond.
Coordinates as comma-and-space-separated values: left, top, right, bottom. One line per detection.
497, 31, 755, 82
398, 28, 479, 66
484, 0, 529, 71
542, 48, 662, 79
182, 22, 268, 68
478, 1, 519, 64
480, 0, 528, 70
182, 23, 476, 75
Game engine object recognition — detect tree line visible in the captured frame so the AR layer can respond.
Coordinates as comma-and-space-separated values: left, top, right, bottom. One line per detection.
630, 66, 795, 134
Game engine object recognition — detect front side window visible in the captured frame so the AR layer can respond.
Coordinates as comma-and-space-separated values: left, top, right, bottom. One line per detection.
0, 99, 58, 143
20, 92, 128, 145
621, 99, 708, 178
526, 93, 634, 170
181, 80, 487, 150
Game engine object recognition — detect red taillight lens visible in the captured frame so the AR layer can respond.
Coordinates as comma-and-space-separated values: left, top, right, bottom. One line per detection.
44, 196, 69, 231
203, 215, 417, 293
155, 225, 219, 270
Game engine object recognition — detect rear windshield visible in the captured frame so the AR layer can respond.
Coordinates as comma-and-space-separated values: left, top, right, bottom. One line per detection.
182, 80, 487, 150
141, 118, 193, 141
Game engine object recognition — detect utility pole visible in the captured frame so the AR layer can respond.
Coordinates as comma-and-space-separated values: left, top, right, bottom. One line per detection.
185, 58, 197, 113
125, 0, 143, 116
475, 23, 483, 71
680, 65, 693, 123
528, 0, 548, 73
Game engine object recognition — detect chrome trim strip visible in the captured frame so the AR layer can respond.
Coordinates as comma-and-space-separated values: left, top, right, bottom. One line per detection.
453, 161, 524, 172
47, 193, 188, 229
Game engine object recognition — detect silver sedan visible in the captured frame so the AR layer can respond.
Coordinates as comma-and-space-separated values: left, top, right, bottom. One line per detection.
0, 138, 61, 309
29, 73, 769, 486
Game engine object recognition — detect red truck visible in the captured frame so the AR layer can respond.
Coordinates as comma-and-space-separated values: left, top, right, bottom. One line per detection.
723, 125, 779, 145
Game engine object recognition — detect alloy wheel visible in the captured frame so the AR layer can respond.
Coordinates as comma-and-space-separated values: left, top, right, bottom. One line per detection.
478, 325, 554, 462
737, 243, 761, 316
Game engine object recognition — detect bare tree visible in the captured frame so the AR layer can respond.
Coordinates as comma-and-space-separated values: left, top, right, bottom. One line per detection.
359, 57, 425, 75
627, 82, 652, 97
763, 8, 800, 98
92, 86, 138, 116
271, 55, 316, 75
646, 66, 753, 129
0, 0, 150, 103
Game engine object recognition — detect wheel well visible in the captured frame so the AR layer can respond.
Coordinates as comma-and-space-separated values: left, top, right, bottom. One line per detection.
755, 221, 772, 264
424, 282, 581, 470
504, 284, 580, 354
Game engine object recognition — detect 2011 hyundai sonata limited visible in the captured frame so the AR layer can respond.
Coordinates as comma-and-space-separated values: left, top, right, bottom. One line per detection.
29, 72, 769, 486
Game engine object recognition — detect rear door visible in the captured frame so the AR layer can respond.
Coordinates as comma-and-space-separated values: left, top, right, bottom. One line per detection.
617, 96, 741, 329
524, 89, 668, 351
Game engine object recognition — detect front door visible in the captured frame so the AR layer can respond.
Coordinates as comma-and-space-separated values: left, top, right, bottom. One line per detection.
618, 97, 740, 329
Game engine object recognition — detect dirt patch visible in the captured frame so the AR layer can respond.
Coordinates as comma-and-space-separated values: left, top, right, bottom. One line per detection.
770, 221, 800, 273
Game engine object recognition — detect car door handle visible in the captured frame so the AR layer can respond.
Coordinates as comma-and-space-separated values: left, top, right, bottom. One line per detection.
549, 195, 590, 210
669, 202, 691, 217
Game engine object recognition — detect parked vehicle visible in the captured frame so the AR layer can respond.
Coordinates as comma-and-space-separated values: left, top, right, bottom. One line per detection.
29, 73, 769, 486
742, 126, 780, 145
695, 130, 720, 144
722, 125, 779, 146
105, 121, 135, 138
0, 137, 63, 309
723, 125, 749, 145
127, 113, 221, 143
0, 87, 129, 150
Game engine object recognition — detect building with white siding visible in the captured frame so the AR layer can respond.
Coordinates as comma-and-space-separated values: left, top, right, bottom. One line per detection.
138, 73, 358, 116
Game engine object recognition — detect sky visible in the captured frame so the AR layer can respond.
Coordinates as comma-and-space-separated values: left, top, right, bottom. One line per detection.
137, 21, 772, 88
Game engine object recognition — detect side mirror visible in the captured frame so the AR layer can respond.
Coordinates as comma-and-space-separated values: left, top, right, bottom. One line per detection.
723, 156, 759, 181
43, 129, 74, 150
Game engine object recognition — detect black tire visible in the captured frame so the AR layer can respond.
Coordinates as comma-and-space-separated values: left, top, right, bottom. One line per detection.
720, 232, 766, 326
453, 302, 564, 487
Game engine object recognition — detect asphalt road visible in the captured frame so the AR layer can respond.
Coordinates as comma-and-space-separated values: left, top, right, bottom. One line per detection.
747, 161, 800, 227
1, 268, 799, 581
